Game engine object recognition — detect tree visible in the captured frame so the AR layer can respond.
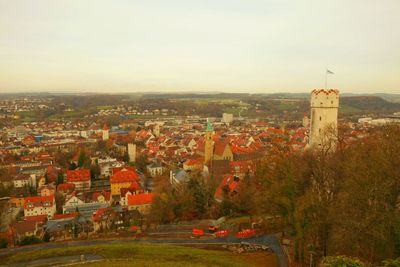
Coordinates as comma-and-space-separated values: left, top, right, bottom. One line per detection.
78, 150, 87, 168
56, 173, 64, 185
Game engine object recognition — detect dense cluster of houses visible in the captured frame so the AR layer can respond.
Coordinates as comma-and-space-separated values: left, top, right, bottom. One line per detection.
0, 108, 376, 247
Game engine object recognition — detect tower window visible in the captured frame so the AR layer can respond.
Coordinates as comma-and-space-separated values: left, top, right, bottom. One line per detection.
331, 101, 333, 104
319, 116, 322, 121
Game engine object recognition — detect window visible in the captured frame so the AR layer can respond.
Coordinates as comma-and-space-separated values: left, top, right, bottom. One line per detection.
319, 116, 322, 121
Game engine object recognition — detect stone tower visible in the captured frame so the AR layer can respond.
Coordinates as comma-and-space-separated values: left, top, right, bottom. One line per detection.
102, 124, 109, 141
204, 120, 214, 164
128, 143, 136, 163
309, 89, 339, 148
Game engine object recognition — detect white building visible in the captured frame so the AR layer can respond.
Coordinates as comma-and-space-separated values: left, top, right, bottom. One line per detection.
23, 195, 56, 219
222, 113, 234, 124
309, 89, 339, 149
147, 161, 163, 177
13, 174, 36, 188
102, 124, 109, 141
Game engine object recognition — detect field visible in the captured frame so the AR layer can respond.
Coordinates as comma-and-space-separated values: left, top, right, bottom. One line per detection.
1, 243, 278, 267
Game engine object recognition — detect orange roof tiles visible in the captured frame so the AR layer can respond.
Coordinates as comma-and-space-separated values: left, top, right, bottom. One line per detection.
24, 195, 54, 209
110, 168, 139, 183
127, 192, 153, 206
66, 169, 90, 182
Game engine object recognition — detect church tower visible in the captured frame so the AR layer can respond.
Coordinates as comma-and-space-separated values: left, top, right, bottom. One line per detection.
309, 89, 339, 149
204, 120, 214, 164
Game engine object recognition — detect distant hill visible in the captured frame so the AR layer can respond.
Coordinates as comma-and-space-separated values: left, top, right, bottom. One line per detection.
340, 96, 400, 114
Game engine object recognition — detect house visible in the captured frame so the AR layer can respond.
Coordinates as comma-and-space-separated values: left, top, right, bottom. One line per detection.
38, 185, 55, 196
120, 185, 142, 207
110, 168, 140, 197
11, 221, 38, 241
66, 169, 91, 191
23, 195, 56, 219
13, 174, 32, 188
63, 194, 84, 212
127, 192, 153, 214
214, 174, 240, 202
24, 214, 48, 229
92, 191, 111, 204
93, 207, 115, 232
22, 135, 36, 146
146, 161, 164, 177
57, 183, 75, 195
9, 196, 24, 208
183, 159, 203, 171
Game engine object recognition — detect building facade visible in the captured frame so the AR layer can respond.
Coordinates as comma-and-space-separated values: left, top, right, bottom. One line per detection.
309, 89, 339, 149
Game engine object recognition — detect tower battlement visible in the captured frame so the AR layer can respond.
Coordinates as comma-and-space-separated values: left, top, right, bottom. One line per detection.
311, 89, 339, 108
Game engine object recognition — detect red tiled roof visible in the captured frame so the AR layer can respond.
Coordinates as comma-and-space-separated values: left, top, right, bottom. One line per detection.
127, 193, 153, 206
111, 168, 139, 183
214, 141, 229, 156
66, 169, 90, 182
93, 207, 114, 222
214, 174, 239, 201
24, 195, 54, 209
112, 166, 136, 175
184, 159, 202, 166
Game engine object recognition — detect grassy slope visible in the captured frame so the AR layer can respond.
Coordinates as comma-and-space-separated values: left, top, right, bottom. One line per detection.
2, 243, 278, 267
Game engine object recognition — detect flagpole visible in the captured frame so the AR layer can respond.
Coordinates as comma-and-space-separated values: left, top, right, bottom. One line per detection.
325, 69, 328, 89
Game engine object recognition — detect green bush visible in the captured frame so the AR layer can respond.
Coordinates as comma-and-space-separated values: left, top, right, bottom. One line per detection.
0, 239, 8, 249
19, 235, 41, 246
320, 256, 366, 267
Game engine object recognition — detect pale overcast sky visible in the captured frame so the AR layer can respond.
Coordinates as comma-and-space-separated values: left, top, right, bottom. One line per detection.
0, 0, 399, 93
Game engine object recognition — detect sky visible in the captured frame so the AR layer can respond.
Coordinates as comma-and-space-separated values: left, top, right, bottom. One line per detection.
0, 0, 399, 94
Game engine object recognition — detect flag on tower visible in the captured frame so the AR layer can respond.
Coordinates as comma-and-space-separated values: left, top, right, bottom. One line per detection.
327, 69, 334, 75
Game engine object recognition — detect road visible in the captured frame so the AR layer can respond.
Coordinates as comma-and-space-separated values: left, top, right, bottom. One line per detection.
0, 235, 288, 267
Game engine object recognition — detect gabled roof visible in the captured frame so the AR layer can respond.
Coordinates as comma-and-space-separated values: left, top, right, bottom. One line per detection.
66, 169, 90, 182
57, 183, 75, 192
93, 207, 114, 222
110, 168, 139, 183
214, 141, 230, 156
12, 221, 37, 235
24, 195, 54, 209
214, 174, 239, 201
